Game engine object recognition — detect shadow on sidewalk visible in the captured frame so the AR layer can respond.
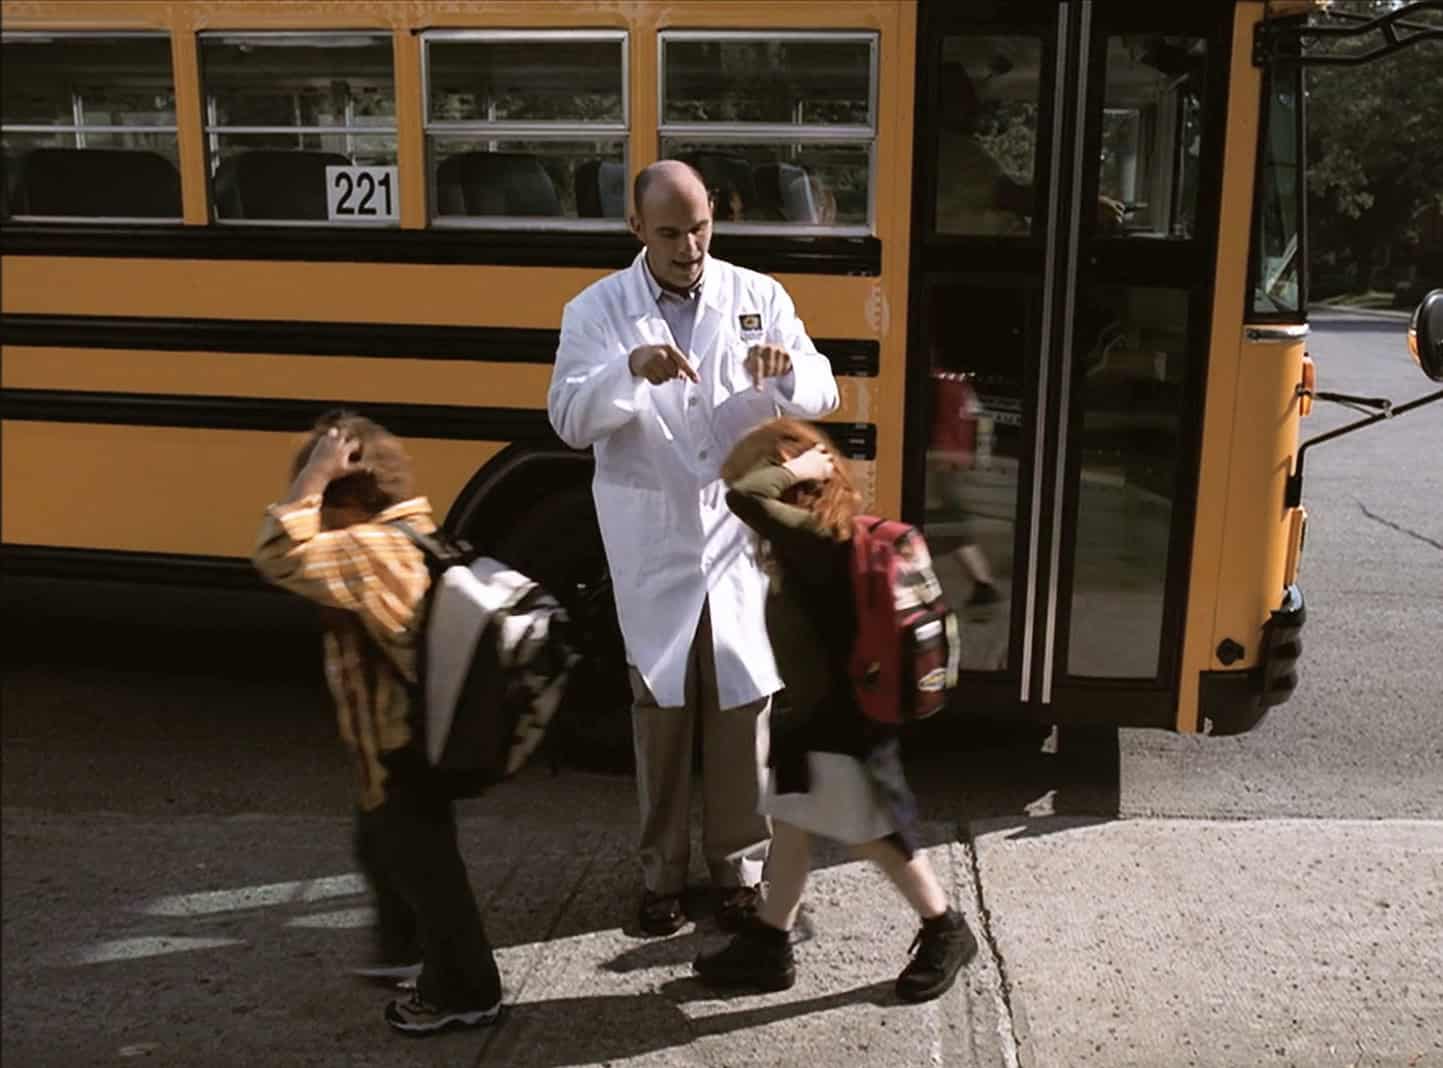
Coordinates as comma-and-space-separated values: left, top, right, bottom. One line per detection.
478, 981, 895, 1066
903, 720, 1123, 841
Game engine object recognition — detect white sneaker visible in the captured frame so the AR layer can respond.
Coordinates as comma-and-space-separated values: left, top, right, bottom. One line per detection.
351, 960, 422, 983
384, 992, 502, 1035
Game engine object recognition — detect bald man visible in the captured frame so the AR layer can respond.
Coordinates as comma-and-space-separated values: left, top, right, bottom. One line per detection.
548, 161, 840, 937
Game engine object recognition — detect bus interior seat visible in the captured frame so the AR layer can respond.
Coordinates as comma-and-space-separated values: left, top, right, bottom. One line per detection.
11, 148, 181, 218
678, 152, 755, 221
435, 151, 562, 216
753, 161, 819, 222
212, 149, 351, 220
574, 158, 625, 218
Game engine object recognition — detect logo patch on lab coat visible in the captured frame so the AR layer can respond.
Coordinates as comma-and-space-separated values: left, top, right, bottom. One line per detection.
737, 313, 763, 339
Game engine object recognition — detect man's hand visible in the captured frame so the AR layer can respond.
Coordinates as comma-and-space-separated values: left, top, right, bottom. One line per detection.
783, 443, 834, 484
744, 344, 792, 391
1097, 195, 1126, 229
629, 343, 699, 385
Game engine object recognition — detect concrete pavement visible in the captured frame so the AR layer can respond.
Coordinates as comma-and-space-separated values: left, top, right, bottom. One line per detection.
972, 816, 1443, 1068
6, 760, 1441, 1067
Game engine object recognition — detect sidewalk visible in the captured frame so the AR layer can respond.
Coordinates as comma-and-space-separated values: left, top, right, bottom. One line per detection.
970, 816, 1443, 1068
6, 762, 1440, 1068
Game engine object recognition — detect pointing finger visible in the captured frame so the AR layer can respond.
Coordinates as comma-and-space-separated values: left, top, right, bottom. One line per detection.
666, 346, 699, 383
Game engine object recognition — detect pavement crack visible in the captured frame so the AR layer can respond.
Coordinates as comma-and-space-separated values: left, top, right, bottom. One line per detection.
474, 845, 599, 1065
961, 824, 1023, 1068
1356, 498, 1443, 551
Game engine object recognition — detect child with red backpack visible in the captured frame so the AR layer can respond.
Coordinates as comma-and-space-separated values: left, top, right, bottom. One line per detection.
696, 418, 977, 1002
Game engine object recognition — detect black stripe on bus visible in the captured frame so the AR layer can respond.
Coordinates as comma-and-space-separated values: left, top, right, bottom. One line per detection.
0, 388, 879, 460
815, 422, 878, 462
0, 224, 882, 277
0, 389, 559, 442
0, 314, 881, 376
1, 543, 264, 590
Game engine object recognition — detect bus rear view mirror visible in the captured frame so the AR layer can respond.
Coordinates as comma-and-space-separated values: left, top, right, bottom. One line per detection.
1409, 288, 1443, 382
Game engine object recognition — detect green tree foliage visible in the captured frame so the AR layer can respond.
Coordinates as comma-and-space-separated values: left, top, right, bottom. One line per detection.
1305, 3, 1443, 295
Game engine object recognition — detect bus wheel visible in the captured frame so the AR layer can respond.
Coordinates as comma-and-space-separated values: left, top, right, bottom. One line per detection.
491, 485, 634, 774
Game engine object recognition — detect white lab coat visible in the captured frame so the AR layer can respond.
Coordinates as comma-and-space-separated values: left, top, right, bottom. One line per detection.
548, 251, 840, 708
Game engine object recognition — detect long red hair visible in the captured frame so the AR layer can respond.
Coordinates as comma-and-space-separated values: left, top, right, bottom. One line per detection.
722, 417, 861, 540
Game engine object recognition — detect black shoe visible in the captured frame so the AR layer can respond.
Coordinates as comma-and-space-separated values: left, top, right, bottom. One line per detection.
638, 890, 686, 937
714, 885, 760, 933
896, 909, 978, 1003
966, 582, 1001, 610
694, 922, 796, 992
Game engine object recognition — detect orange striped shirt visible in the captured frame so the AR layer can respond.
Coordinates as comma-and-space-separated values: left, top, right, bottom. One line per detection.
253, 494, 436, 810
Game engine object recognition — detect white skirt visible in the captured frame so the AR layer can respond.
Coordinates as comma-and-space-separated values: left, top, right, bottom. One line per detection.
760, 751, 897, 845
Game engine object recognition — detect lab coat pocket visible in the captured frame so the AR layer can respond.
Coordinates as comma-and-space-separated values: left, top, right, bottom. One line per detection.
593, 483, 667, 591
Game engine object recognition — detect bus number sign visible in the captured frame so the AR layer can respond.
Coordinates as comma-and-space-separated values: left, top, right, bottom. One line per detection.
325, 166, 398, 222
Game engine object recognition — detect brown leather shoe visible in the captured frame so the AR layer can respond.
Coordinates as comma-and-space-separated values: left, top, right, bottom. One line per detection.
715, 885, 760, 933
638, 890, 686, 937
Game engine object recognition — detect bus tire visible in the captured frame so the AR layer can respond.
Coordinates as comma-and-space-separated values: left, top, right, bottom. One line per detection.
491, 485, 635, 775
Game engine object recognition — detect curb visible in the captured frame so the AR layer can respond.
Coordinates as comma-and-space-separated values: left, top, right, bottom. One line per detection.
1309, 304, 1412, 321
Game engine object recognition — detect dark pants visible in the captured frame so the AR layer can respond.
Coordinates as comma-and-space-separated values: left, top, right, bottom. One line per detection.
353, 755, 501, 1010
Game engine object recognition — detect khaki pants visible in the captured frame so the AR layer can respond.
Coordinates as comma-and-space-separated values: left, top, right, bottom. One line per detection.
629, 603, 771, 895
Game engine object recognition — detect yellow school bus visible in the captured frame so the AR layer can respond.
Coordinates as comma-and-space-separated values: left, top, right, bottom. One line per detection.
3, 1, 1440, 759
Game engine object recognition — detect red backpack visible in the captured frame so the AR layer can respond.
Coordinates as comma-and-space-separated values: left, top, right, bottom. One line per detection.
848, 516, 961, 725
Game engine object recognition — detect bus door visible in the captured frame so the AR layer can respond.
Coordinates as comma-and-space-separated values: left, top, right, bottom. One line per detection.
907, 0, 1232, 727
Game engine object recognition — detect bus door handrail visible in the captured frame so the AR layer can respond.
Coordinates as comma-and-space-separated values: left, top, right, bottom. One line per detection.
1020, 1, 1074, 704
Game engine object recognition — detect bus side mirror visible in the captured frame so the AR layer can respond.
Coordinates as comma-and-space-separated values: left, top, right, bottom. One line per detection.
1410, 288, 1443, 382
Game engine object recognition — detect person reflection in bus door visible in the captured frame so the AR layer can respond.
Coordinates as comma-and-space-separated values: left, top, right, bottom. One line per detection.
252, 413, 502, 1038
935, 63, 1125, 235
547, 160, 841, 940
693, 418, 978, 1001
929, 352, 1001, 613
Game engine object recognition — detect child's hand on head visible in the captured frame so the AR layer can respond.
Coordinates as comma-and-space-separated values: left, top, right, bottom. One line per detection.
306, 427, 369, 484
783, 444, 835, 484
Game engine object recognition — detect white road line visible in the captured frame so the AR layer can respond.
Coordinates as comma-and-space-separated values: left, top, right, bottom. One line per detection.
285, 907, 375, 930
142, 873, 366, 917
72, 936, 244, 965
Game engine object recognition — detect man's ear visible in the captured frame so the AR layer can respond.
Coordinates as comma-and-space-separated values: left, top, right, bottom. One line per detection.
628, 212, 643, 241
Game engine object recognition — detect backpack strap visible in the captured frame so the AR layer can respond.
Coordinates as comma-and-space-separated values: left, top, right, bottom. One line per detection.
387, 519, 456, 572
358, 520, 449, 695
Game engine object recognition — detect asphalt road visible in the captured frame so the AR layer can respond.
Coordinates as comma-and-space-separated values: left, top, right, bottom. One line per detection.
1114, 309, 1443, 822
3, 312, 1440, 1067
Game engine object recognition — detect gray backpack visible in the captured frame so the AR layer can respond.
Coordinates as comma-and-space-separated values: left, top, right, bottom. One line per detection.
389, 524, 578, 795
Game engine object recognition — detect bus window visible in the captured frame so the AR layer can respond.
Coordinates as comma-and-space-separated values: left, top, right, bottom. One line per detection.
1066, 284, 1191, 679
659, 32, 875, 230
423, 32, 627, 224
1096, 35, 1207, 240
199, 33, 396, 223
1, 33, 181, 221
1251, 65, 1303, 317
933, 36, 1043, 237
923, 284, 1036, 673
